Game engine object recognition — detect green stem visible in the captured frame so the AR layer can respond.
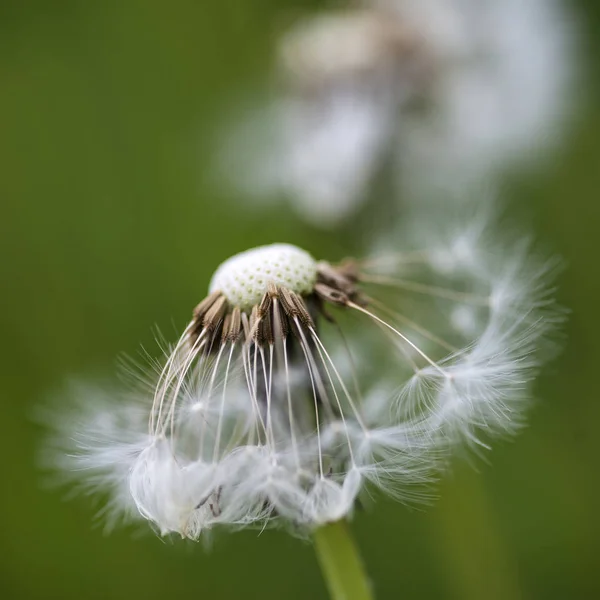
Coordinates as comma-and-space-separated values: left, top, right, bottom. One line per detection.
313, 520, 374, 600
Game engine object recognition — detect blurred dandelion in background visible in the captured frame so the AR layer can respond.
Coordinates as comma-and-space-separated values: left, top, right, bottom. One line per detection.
216, 0, 577, 226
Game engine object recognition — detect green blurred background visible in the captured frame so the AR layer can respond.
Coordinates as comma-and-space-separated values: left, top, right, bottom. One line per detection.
1, 1, 599, 598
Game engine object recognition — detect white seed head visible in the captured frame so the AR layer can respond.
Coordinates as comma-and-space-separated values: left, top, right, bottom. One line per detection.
208, 243, 317, 309
279, 10, 415, 87
43, 209, 561, 539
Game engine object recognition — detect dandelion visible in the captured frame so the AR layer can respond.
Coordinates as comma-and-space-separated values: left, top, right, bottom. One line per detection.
45, 211, 559, 547
217, 0, 576, 224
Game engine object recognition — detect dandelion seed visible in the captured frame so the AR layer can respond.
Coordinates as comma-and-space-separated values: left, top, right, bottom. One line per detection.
44, 223, 559, 539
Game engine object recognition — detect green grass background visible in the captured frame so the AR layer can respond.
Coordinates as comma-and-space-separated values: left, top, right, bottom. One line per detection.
1, 1, 598, 598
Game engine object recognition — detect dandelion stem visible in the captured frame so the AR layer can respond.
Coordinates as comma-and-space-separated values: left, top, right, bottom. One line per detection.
313, 520, 373, 600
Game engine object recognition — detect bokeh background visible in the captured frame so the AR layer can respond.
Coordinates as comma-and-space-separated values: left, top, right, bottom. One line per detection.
1, 1, 599, 598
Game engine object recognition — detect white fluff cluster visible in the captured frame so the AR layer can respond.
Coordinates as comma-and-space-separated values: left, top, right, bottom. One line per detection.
217, 0, 575, 225
44, 211, 560, 538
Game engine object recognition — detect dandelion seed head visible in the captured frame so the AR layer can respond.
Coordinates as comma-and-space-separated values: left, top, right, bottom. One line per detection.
278, 8, 424, 94
43, 212, 561, 538
209, 244, 317, 310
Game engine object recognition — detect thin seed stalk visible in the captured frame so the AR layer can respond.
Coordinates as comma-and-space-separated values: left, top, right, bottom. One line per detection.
313, 520, 374, 600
